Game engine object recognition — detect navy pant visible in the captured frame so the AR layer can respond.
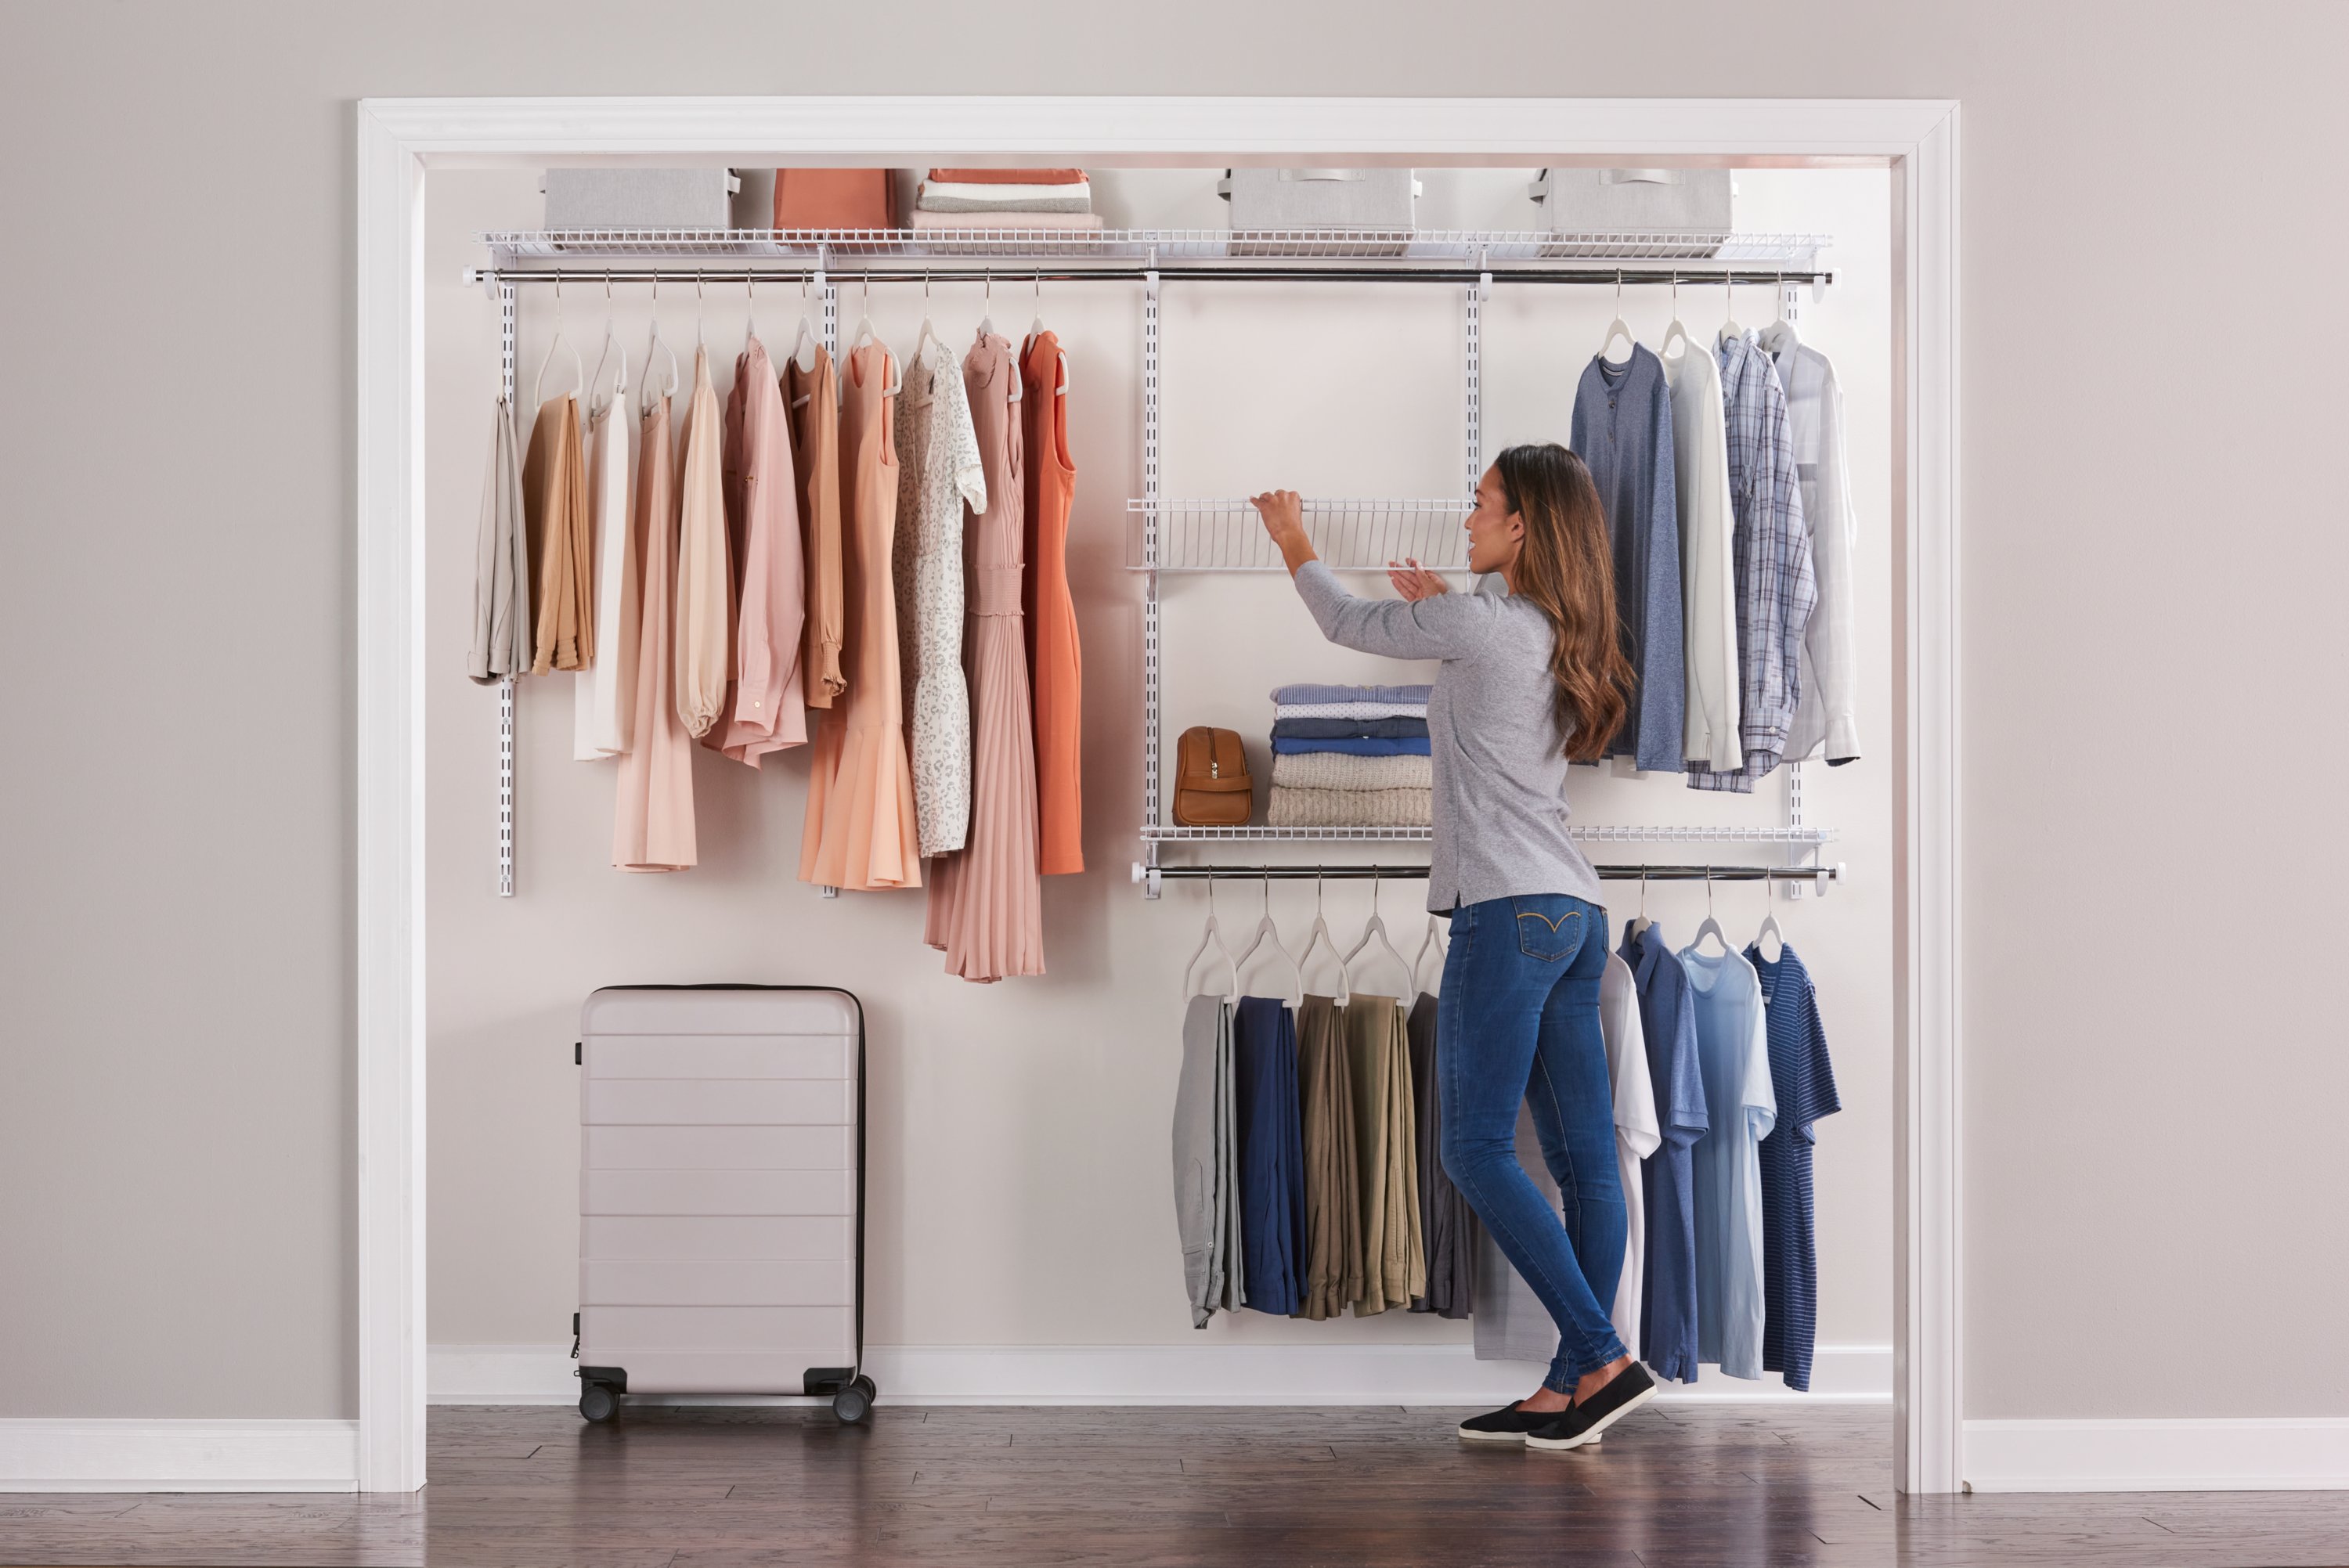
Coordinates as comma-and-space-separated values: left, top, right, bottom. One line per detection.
1438, 895, 1629, 1391
1232, 997, 1304, 1316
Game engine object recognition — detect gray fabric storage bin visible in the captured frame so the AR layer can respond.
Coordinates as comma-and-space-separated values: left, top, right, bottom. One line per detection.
1218, 168, 1420, 256
1530, 168, 1731, 254
543, 168, 742, 231
1218, 168, 1420, 230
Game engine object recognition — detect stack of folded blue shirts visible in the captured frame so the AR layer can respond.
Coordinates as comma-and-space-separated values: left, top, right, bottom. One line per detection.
1266, 683, 1434, 827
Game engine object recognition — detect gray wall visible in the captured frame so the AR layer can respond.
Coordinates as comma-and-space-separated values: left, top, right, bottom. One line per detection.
2, 1, 2344, 1422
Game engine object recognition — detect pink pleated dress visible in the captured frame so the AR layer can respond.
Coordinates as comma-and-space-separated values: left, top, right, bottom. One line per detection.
923, 332, 1044, 980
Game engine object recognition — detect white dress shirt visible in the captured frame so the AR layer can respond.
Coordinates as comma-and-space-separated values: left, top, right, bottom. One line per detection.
1662, 330, 1742, 772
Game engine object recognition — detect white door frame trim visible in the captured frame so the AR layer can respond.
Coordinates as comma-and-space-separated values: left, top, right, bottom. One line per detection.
354, 94, 1961, 1494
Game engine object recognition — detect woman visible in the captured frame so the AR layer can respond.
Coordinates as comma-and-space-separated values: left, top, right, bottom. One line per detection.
1250, 445, 1655, 1452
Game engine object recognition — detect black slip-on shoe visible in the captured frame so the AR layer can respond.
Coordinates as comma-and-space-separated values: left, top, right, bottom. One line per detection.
1524, 1362, 1658, 1451
1456, 1400, 1566, 1444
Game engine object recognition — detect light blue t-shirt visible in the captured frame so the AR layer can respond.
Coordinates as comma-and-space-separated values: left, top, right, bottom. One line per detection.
1678, 943, 1777, 1379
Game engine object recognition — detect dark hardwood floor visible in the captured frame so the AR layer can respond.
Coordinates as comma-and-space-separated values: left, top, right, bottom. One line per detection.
5, 1404, 2347, 1567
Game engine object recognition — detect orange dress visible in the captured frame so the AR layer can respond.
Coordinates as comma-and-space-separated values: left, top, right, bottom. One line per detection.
1020, 331, 1083, 874
524, 391, 593, 674
924, 333, 1045, 980
788, 348, 846, 708
799, 343, 921, 890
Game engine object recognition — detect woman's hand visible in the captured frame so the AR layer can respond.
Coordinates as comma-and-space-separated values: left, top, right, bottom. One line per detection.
1386, 557, 1451, 601
1250, 489, 1319, 577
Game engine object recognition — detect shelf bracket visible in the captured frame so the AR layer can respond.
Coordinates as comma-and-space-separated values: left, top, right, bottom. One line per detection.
1463, 264, 1488, 499
496, 277, 518, 899
1142, 267, 1162, 840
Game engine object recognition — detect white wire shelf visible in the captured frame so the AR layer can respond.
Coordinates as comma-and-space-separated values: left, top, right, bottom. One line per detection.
1141, 824, 1838, 845
477, 228, 1830, 275
1131, 498, 1468, 573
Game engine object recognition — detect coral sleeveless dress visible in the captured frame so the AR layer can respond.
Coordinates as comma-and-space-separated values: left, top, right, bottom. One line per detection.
1020, 330, 1083, 874
798, 342, 921, 890
924, 333, 1045, 979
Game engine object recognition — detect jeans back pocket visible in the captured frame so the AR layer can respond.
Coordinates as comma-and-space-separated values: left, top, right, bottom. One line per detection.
1511, 898, 1586, 963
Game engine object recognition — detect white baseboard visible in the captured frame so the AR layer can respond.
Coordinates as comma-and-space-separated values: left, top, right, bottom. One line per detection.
430, 1341, 1892, 1407
1965, 1418, 2349, 1493
429, 1343, 585, 1405
0, 1419, 359, 1493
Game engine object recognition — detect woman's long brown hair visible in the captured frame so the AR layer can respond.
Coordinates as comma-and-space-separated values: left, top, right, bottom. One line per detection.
1492, 443, 1632, 762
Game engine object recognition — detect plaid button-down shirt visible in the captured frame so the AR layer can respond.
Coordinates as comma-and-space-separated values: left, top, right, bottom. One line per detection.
1689, 330, 1817, 793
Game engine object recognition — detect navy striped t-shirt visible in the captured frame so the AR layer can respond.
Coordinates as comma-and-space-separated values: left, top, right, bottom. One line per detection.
1747, 943, 1842, 1392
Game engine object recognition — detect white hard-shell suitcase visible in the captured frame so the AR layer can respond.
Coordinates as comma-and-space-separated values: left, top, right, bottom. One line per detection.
575, 985, 871, 1423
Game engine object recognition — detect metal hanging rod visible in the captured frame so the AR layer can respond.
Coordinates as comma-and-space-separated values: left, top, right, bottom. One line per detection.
1132, 860, 1846, 889
467, 265, 1831, 289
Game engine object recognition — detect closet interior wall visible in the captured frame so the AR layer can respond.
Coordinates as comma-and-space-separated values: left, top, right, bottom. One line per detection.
423, 167, 1893, 1379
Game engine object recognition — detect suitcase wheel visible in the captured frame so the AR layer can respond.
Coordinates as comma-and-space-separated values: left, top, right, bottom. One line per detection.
832, 1376, 875, 1425
579, 1382, 619, 1423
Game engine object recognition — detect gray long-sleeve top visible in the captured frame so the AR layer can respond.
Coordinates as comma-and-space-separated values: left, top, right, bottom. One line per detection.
1571, 346, 1685, 772
1292, 561, 1603, 914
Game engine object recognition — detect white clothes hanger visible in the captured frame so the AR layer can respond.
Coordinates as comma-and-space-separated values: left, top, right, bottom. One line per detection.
1022, 271, 1070, 396
1752, 884, 1787, 964
1657, 273, 1689, 366
1231, 874, 1304, 1009
586, 273, 628, 418
850, 273, 877, 353
1411, 912, 1449, 997
1597, 269, 1636, 364
743, 272, 761, 352
639, 276, 680, 417
976, 269, 997, 340
1759, 272, 1799, 357
792, 272, 821, 376
911, 272, 944, 371
1340, 871, 1416, 1001
1687, 867, 1734, 957
1720, 275, 1745, 344
1296, 871, 1350, 1002
1626, 867, 1655, 943
532, 273, 586, 407
843, 276, 902, 396
694, 272, 708, 355
1181, 878, 1241, 1003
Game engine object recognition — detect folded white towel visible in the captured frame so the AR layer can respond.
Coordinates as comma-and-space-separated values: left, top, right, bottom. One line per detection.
918, 180, 1093, 213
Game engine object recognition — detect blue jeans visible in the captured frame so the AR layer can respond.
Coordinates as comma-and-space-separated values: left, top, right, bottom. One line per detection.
1438, 894, 1629, 1392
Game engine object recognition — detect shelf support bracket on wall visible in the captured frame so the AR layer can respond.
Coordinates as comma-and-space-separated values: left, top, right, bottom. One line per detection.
1141, 262, 1163, 881
497, 278, 518, 898
1465, 256, 1490, 499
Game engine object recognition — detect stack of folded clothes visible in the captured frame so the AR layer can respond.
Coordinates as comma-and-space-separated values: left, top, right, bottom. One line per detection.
911, 168, 1105, 232
1266, 683, 1434, 828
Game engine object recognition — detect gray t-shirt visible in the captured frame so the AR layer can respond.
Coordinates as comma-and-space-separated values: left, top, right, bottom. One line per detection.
1293, 561, 1602, 913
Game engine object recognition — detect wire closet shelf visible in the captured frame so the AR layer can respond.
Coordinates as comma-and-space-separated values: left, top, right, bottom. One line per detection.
1133, 499, 1473, 574
1140, 824, 1839, 845
473, 228, 1833, 282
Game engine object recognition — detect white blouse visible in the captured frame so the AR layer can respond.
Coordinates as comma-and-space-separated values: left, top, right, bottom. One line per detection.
574, 388, 638, 759
1662, 330, 1742, 773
